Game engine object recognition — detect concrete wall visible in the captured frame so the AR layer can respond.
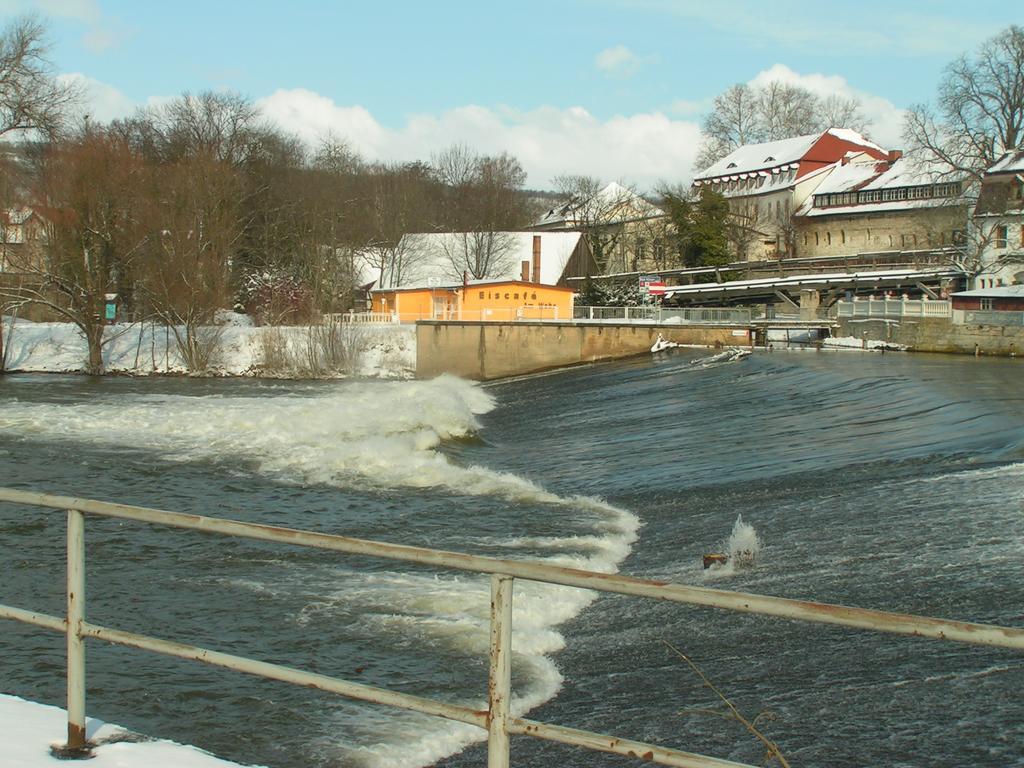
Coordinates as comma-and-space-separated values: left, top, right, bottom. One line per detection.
416, 322, 752, 380
836, 316, 1024, 356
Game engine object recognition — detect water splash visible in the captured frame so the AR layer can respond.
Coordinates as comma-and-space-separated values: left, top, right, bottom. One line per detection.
724, 514, 762, 566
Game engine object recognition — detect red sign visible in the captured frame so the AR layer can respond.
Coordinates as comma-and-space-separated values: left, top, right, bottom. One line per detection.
645, 282, 666, 295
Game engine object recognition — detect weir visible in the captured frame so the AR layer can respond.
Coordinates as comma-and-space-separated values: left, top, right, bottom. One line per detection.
1, 488, 1022, 768
415, 321, 759, 380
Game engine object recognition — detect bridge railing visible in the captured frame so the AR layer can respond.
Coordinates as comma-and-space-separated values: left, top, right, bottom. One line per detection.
835, 298, 952, 318
573, 306, 755, 324
1, 488, 1022, 768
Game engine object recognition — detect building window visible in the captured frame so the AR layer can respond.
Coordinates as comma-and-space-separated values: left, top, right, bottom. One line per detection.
841, 230, 846, 244
981, 298, 995, 310
826, 231, 832, 245
815, 232, 819, 245
995, 225, 1009, 248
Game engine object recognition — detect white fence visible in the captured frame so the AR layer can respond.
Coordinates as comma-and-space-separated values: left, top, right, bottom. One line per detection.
835, 298, 952, 319
2, 488, 1022, 767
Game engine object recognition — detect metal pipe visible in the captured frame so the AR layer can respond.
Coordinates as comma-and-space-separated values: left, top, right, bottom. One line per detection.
508, 718, 757, 768
488, 575, 513, 768
0, 603, 67, 632
78, 621, 486, 729
66, 509, 87, 751
2, 489, 1021, 651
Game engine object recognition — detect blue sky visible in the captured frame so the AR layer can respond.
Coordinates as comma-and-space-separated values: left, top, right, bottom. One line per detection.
2, 0, 1020, 187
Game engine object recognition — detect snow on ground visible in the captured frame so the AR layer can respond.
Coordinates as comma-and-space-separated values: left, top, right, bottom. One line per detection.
822, 335, 907, 351
0, 316, 416, 378
0, 694, 260, 768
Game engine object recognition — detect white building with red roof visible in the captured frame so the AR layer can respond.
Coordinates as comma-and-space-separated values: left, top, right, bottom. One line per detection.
691, 128, 891, 259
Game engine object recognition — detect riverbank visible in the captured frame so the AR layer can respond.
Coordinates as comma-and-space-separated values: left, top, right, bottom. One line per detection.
0, 317, 415, 378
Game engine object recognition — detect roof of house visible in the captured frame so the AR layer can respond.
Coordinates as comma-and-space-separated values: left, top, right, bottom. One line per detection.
953, 285, 1024, 299
375, 231, 585, 290
795, 156, 969, 218
532, 182, 663, 229
694, 128, 887, 181
987, 150, 1024, 175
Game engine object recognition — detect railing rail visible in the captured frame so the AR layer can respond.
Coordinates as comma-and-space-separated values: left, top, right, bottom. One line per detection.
1, 487, 1022, 767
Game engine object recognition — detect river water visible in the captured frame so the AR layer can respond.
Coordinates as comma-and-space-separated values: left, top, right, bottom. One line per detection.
1, 349, 1022, 768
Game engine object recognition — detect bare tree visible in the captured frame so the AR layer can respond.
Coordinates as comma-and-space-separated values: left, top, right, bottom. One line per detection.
146, 91, 264, 165
360, 162, 438, 288
757, 82, 817, 142
551, 175, 653, 273
695, 84, 761, 171
696, 81, 871, 171
0, 16, 78, 139
137, 152, 247, 371
312, 130, 363, 175
1, 130, 148, 373
904, 25, 1024, 183
439, 231, 518, 281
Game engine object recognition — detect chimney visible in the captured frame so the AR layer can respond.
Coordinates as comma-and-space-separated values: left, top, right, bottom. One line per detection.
521, 260, 530, 282
532, 235, 542, 283
888, 149, 903, 163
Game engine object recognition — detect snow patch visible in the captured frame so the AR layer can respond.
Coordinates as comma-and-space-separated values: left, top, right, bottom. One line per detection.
0, 694, 261, 767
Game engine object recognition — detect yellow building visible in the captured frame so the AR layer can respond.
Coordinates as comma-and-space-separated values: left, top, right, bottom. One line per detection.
372, 280, 574, 323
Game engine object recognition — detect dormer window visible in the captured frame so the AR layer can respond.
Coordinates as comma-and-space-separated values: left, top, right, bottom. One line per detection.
726, 162, 737, 168
764, 156, 775, 162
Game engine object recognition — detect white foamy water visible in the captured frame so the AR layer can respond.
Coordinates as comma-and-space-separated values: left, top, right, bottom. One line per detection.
0, 375, 640, 768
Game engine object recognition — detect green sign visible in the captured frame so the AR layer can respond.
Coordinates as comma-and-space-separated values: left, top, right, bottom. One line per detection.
105, 303, 116, 321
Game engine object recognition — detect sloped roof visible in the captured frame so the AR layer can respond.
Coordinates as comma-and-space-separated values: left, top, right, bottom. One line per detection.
988, 150, 1024, 175
376, 231, 584, 290
953, 285, 1024, 299
533, 182, 663, 229
695, 128, 886, 181
795, 156, 970, 217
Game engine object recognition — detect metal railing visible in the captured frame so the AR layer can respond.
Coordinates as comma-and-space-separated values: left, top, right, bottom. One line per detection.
835, 298, 952, 319
1, 488, 1023, 768
573, 306, 754, 324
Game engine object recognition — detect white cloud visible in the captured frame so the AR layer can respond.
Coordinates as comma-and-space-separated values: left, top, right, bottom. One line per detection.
257, 88, 702, 189
57, 72, 136, 123
6, 0, 128, 53
748, 63, 906, 149
595, 45, 643, 77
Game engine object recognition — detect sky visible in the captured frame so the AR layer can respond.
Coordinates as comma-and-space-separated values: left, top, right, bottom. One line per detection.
1, 0, 1020, 189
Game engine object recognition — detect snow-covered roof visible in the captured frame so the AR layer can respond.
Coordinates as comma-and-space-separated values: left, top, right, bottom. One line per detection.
987, 150, 1024, 175
694, 128, 886, 181
795, 156, 969, 217
376, 231, 584, 290
533, 182, 663, 229
953, 285, 1024, 299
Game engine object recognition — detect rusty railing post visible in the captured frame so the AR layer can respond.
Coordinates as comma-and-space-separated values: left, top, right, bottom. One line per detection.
65, 508, 87, 752
488, 575, 513, 768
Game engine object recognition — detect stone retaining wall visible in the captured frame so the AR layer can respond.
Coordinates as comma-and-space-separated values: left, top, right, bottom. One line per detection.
835, 316, 1024, 356
416, 322, 753, 380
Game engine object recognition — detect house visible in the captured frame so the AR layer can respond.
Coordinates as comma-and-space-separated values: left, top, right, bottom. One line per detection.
371, 279, 575, 323
691, 128, 891, 259
0, 207, 49, 273
529, 182, 666, 274
951, 284, 1024, 327
368, 231, 592, 322
972, 150, 1024, 288
793, 153, 970, 257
